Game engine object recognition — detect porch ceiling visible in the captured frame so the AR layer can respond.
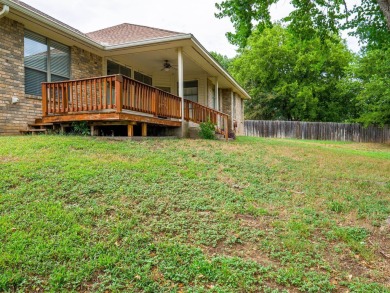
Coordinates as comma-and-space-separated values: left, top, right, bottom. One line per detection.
110, 48, 205, 77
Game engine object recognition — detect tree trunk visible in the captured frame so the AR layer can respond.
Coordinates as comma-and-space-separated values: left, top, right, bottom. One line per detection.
377, 0, 390, 29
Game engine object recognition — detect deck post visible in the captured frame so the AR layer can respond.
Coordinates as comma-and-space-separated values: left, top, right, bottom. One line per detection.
178, 47, 185, 137
42, 83, 48, 116
141, 123, 147, 137
224, 116, 229, 141
127, 124, 134, 137
115, 75, 123, 113
90, 125, 95, 136
62, 85, 68, 113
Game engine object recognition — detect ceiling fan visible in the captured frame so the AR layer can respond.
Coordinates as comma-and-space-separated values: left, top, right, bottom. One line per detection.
161, 60, 177, 72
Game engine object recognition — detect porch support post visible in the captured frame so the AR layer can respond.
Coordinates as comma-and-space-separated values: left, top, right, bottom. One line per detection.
127, 124, 134, 137
141, 123, 147, 137
214, 77, 219, 111
178, 47, 185, 137
214, 77, 220, 128
231, 91, 234, 130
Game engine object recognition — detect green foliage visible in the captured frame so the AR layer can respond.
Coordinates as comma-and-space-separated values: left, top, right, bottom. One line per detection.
215, 0, 390, 126
353, 48, 390, 126
210, 51, 233, 70
199, 120, 216, 139
346, 0, 390, 51
215, 0, 390, 49
231, 25, 355, 121
71, 122, 90, 136
0, 136, 388, 291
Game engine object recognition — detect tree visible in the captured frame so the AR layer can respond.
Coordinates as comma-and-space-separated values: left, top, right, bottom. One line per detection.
353, 49, 390, 126
210, 51, 233, 71
231, 25, 355, 121
377, 0, 390, 27
215, 0, 390, 49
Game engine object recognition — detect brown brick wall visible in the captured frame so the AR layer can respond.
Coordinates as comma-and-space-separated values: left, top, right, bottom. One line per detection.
233, 93, 245, 135
0, 18, 104, 135
71, 47, 102, 79
0, 17, 43, 135
220, 89, 245, 135
221, 89, 232, 132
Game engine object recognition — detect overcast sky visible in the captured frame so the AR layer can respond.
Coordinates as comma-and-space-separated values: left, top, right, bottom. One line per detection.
21, 0, 359, 57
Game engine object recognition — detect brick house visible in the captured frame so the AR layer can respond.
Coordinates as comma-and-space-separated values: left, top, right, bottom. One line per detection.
0, 0, 250, 137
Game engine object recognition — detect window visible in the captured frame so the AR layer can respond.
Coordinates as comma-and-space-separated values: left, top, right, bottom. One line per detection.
183, 80, 198, 103
24, 30, 70, 96
107, 60, 131, 77
156, 86, 171, 93
134, 71, 152, 86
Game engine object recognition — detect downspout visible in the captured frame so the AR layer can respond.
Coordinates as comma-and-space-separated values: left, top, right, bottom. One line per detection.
0, 5, 10, 19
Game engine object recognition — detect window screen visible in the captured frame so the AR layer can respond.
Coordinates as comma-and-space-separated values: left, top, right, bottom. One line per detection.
24, 30, 70, 96
107, 60, 131, 78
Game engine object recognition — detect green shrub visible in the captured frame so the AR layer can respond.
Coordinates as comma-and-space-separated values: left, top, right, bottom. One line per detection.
199, 120, 215, 139
71, 122, 90, 136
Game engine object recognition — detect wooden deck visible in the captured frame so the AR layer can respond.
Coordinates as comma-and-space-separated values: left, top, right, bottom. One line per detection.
41, 74, 229, 138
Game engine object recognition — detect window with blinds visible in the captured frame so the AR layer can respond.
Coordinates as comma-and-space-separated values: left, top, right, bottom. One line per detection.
134, 71, 152, 86
107, 60, 131, 77
24, 30, 70, 96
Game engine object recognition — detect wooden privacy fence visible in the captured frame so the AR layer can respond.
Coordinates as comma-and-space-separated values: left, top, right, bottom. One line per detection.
245, 120, 390, 143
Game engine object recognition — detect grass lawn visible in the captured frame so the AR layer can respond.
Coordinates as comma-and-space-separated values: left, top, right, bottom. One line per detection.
0, 136, 389, 292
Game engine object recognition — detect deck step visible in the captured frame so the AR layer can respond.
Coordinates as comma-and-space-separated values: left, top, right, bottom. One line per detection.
35, 118, 43, 124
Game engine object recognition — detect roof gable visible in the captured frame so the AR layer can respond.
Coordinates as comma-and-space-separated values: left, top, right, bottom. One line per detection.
86, 23, 185, 45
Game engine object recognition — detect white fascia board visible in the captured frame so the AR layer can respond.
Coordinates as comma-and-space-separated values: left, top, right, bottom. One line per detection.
104, 34, 193, 50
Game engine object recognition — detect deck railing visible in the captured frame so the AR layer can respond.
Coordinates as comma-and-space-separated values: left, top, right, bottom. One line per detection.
42, 74, 229, 133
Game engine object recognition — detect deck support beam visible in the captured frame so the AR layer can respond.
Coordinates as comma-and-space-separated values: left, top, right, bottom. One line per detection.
127, 124, 134, 137
141, 123, 147, 137
90, 125, 95, 136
